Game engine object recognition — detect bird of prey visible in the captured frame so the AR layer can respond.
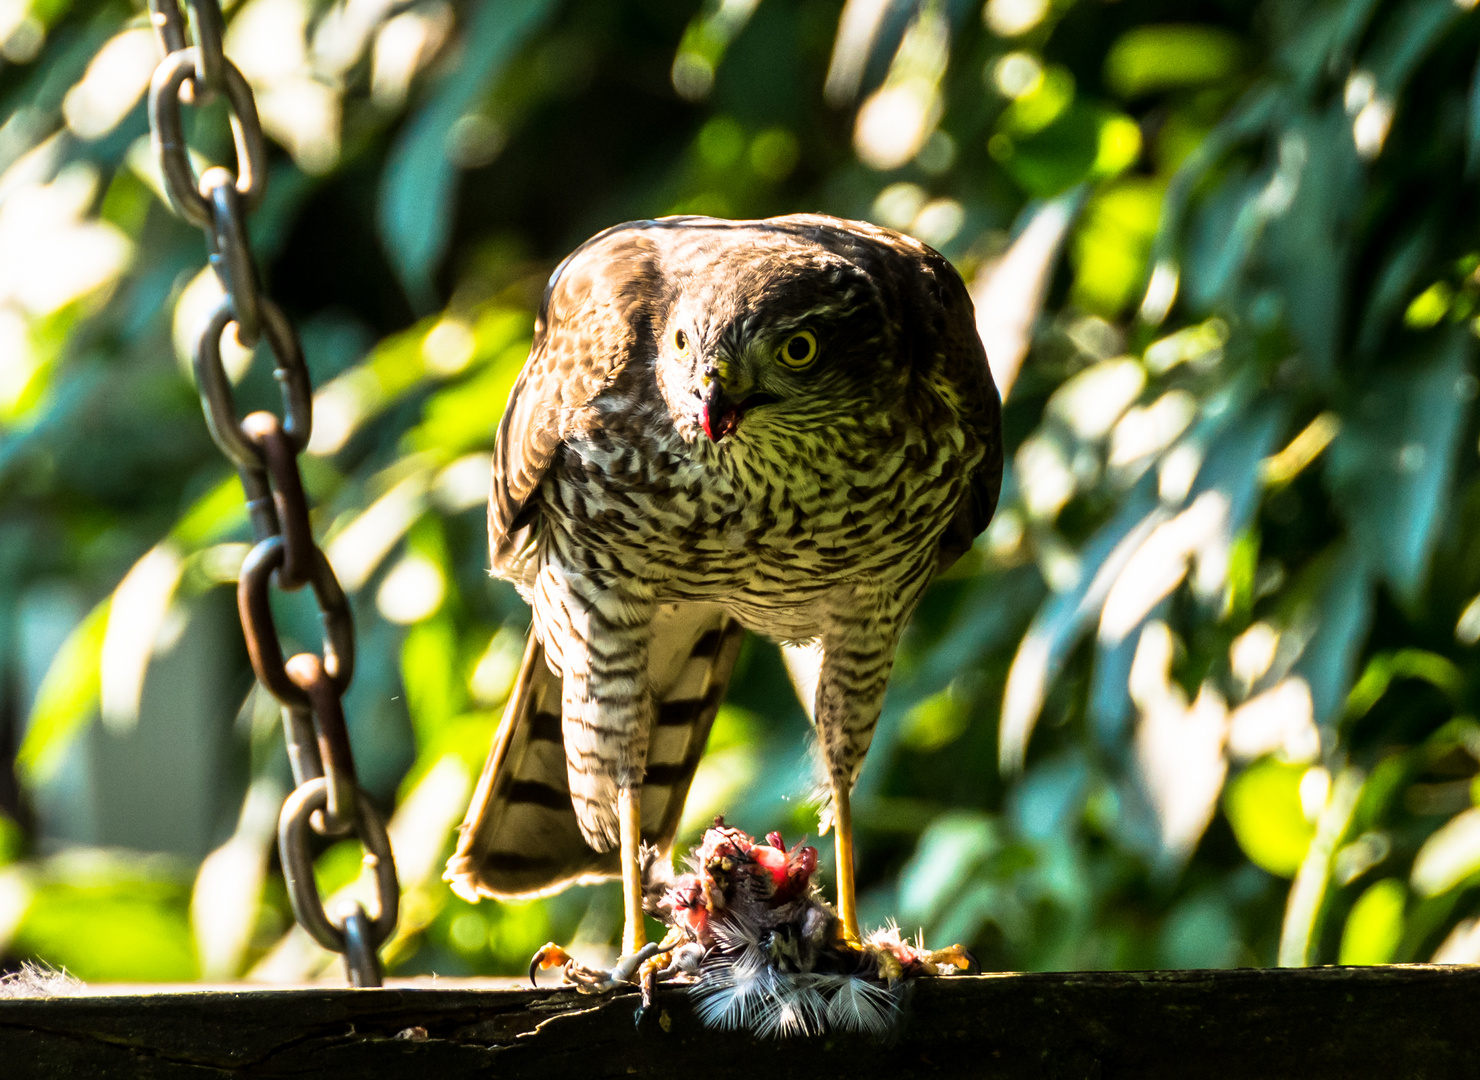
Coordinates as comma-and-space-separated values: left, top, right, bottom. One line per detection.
445, 214, 1002, 969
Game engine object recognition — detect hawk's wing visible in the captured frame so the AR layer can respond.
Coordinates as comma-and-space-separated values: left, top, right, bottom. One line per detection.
774, 215, 1004, 571
928, 245, 1004, 570
489, 221, 668, 574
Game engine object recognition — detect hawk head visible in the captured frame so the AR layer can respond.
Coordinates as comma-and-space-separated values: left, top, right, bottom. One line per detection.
652, 240, 895, 444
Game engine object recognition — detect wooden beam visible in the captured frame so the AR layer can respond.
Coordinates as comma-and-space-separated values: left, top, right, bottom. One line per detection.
1, 966, 1476, 1078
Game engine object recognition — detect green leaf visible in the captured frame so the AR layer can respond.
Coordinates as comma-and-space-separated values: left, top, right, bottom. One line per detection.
1467, 52, 1480, 178
1327, 327, 1473, 604
1223, 758, 1314, 878
1355, 220, 1437, 356
0, 814, 24, 865
1181, 165, 1264, 311
1011, 754, 1091, 845
994, 101, 1142, 200
999, 483, 1163, 771
378, 0, 559, 309
1159, 890, 1240, 968
1411, 808, 1480, 898
1291, 544, 1374, 727
897, 811, 998, 932
1070, 179, 1163, 316
1361, 0, 1461, 94
1344, 649, 1464, 721
1261, 107, 1363, 380
170, 474, 248, 548
14, 862, 197, 982
17, 599, 109, 783
1105, 25, 1244, 99
1339, 878, 1406, 965
1193, 397, 1286, 530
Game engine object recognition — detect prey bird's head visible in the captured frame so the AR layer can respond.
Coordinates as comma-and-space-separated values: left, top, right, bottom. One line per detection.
653, 238, 893, 444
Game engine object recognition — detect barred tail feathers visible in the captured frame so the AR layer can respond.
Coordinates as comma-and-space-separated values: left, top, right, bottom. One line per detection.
445, 604, 743, 900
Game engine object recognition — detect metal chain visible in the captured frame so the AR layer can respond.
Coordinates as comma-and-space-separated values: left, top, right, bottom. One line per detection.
145, 0, 397, 987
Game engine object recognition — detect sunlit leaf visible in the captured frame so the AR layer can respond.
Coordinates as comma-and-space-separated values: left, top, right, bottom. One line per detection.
1339, 878, 1406, 965
13, 856, 198, 982
1223, 758, 1314, 878
401, 616, 464, 744
17, 599, 108, 783
1071, 179, 1162, 316
1104, 25, 1243, 99
407, 339, 530, 454
898, 684, 969, 752
399, 713, 501, 796
995, 101, 1141, 199
170, 474, 248, 548
485, 896, 552, 969
1000, 485, 1164, 771
1344, 649, 1464, 721
1404, 283, 1452, 330
1412, 808, 1480, 899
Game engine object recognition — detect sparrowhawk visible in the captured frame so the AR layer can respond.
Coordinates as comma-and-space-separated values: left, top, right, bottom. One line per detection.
445, 213, 1003, 962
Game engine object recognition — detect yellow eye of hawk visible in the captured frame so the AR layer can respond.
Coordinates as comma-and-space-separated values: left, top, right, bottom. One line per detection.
673, 328, 689, 354
776, 329, 817, 369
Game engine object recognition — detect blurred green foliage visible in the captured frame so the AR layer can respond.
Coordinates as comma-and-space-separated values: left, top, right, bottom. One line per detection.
6, 0, 1480, 984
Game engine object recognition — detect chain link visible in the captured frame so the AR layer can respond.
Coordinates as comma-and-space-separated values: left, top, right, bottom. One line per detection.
146, 0, 397, 987
148, 48, 265, 227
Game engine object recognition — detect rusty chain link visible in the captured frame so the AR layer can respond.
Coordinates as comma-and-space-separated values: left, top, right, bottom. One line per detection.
145, 0, 397, 987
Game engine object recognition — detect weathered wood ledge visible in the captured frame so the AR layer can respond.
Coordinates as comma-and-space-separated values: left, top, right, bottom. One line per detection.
1, 966, 1476, 1079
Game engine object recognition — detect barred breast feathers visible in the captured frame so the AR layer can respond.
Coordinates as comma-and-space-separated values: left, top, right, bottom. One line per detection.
488, 213, 1001, 612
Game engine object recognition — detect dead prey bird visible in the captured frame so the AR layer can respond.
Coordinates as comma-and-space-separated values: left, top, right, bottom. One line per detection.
535, 819, 978, 1037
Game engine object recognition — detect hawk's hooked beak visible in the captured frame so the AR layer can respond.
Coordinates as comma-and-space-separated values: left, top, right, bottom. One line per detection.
701, 376, 741, 442
700, 363, 776, 442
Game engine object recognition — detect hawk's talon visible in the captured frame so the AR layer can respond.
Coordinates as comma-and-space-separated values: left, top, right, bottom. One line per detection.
866, 944, 905, 984
638, 955, 664, 1010
528, 941, 665, 994
609, 941, 663, 986
637, 941, 707, 1008
924, 943, 979, 975
529, 942, 574, 987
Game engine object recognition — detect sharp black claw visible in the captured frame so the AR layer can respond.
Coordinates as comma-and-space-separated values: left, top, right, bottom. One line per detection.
961, 947, 981, 975
528, 955, 542, 988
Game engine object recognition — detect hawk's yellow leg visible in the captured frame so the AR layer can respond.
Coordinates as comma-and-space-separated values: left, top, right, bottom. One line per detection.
831, 778, 861, 943
618, 786, 647, 955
